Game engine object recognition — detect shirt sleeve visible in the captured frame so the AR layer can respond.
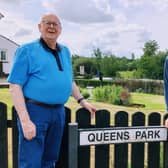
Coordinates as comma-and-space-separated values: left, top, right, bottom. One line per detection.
64, 46, 74, 81
164, 56, 168, 111
7, 46, 30, 86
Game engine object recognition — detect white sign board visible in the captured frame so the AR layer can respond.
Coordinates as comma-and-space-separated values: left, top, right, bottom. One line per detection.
79, 127, 167, 146
79, 65, 85, 75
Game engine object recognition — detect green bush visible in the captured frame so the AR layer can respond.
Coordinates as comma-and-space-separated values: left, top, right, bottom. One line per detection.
75, 78, 164, 95
81, 88, 90, 99
92, 85, 132, 106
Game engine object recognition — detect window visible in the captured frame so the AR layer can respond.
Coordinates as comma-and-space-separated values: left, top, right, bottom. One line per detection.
0, 50, 7, 62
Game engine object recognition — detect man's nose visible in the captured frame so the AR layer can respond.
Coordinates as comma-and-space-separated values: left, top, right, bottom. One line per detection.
50, 23, 54, 27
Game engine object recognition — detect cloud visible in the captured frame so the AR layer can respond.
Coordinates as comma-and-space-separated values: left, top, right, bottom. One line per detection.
14, 28, 32, 37
119, 0, 168, 11
137, 30, 152, 43
0, 0, 167, 58
0, 10, 39, 44
0, 0, 30, 3
42, 0, 115, 23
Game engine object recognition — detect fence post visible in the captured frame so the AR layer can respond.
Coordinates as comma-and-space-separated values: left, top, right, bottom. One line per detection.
68, 123, 78, 168
76, 108, 91, 168
12, 107, 19, 168
148, 112, 161, 168
55, 107, 71, 168
95, 110, 110, 168
0, 102, 8, 168
131, 112, 145, 168
114, 111, 128, 168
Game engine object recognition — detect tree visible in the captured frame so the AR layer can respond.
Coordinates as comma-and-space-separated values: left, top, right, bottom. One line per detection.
92, 48, 103, 71
72, 57, 96, 78
143, 40, 159, 57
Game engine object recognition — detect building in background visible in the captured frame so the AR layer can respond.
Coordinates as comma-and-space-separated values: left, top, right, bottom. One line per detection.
0, 13, 19, 77
0, 12, 4, 19
0, 35, 19, 76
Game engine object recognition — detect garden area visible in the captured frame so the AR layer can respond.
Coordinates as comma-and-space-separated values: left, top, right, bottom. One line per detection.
0, 86, 167, 168
0, 87, 166, 119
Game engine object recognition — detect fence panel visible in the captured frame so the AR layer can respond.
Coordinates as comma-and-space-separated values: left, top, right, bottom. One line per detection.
148, 112, 161, 168
131, 112, 145, 168
76, 108, 91, 168
95, 110, 110, 168
114, 111, 129, 168
1, 101, 168, 168
55, 107, 71, 168
0, 102, 8, 168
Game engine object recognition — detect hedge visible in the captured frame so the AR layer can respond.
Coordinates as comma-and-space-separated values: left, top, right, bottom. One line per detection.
75, 78, 164, 95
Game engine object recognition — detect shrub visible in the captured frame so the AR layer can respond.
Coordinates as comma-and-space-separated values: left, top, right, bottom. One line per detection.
80, 88, 90, 99
92, 85, 132, 106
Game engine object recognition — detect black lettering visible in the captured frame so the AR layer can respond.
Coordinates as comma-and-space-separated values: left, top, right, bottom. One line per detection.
148, 131, 154, 139
110, 132, 116, 140
104, 132, 110, 141
96, 132, 103, 141
124, 131, 129, 140
154, 130, 160, 138
116, 132, 123, 140
135, 131, 141, 139
88, 133, 95, 142
141, 131, 147, 139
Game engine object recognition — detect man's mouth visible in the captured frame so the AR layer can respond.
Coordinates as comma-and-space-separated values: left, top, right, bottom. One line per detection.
48, 29, 56, 33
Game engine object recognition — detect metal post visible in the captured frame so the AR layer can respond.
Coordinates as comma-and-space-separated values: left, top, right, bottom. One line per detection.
68, 123, 78, 168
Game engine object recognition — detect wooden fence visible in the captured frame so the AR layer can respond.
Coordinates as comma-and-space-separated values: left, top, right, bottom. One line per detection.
0, 101, 168, 168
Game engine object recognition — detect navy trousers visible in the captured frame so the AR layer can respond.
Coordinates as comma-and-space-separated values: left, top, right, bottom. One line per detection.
17, 102, 65, 168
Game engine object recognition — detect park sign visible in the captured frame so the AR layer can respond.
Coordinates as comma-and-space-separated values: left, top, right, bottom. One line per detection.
79, 126, 168, 146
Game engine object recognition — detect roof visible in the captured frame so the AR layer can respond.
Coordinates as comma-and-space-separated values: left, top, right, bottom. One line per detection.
0, 34, 19, 46
0, 13, 4, 19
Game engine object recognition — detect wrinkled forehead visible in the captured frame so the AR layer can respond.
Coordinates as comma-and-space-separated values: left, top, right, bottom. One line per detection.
40, 14, 60, 22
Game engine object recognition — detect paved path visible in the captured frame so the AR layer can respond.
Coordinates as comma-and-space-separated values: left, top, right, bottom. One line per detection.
0, 78, 9, 87
0, 78, 7, 83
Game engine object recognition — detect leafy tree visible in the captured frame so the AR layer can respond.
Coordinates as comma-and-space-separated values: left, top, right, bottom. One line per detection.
92, 48, 103, 71
72, 56, 96, 77
143, 40, 159, 57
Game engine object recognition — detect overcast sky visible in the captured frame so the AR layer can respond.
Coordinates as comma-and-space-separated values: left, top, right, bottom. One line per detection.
0, 0, 168, 58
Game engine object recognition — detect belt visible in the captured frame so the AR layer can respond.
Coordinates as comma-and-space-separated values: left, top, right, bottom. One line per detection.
25, 97, 61, 108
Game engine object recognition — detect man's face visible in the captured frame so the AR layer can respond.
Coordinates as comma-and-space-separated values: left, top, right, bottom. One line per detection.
38, 14, 62, 41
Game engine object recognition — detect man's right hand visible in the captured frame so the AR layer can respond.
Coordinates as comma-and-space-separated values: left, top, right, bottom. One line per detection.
165, 118, 168, 128
21, 120, 36, 140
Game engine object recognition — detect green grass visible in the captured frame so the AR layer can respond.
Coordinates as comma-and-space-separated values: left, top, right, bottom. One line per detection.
131, 92, 166, 112
0, 88, 166, 168
0, 88, 13, 119
0, 88, 166, 116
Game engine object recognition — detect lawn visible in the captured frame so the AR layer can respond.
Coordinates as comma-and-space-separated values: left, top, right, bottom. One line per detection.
0, 88, 167, 168
131, 92, 166, 112
0, 88, 166, 119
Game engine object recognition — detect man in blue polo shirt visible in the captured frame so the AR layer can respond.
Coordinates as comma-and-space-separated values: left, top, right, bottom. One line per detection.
8, 13, 96, 168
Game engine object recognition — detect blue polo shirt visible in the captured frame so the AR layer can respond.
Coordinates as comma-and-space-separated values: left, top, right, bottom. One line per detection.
164, 56, 168, 111
7, 39, 73, 104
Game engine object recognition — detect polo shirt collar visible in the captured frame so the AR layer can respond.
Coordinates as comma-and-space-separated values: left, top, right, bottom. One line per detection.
39, 37, 61, 52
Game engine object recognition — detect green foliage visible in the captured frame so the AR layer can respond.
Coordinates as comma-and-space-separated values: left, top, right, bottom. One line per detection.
137, 51, 167, 79
80, 88, 90, 99
143, 40, 159, 57
75, 78, 164, 95
72, 40, 168, 80
92, 85, 132, 105
116, 71, 135, 79
72, 55, 97, 77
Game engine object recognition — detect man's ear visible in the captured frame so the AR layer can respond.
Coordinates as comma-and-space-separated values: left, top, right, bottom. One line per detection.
38, 23, 41, 32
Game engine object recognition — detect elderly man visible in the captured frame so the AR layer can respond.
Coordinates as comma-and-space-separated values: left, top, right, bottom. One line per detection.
8, 13, 96, 168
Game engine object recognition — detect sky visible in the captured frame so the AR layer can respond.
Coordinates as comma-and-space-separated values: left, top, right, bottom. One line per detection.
0, 0, 168, 58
